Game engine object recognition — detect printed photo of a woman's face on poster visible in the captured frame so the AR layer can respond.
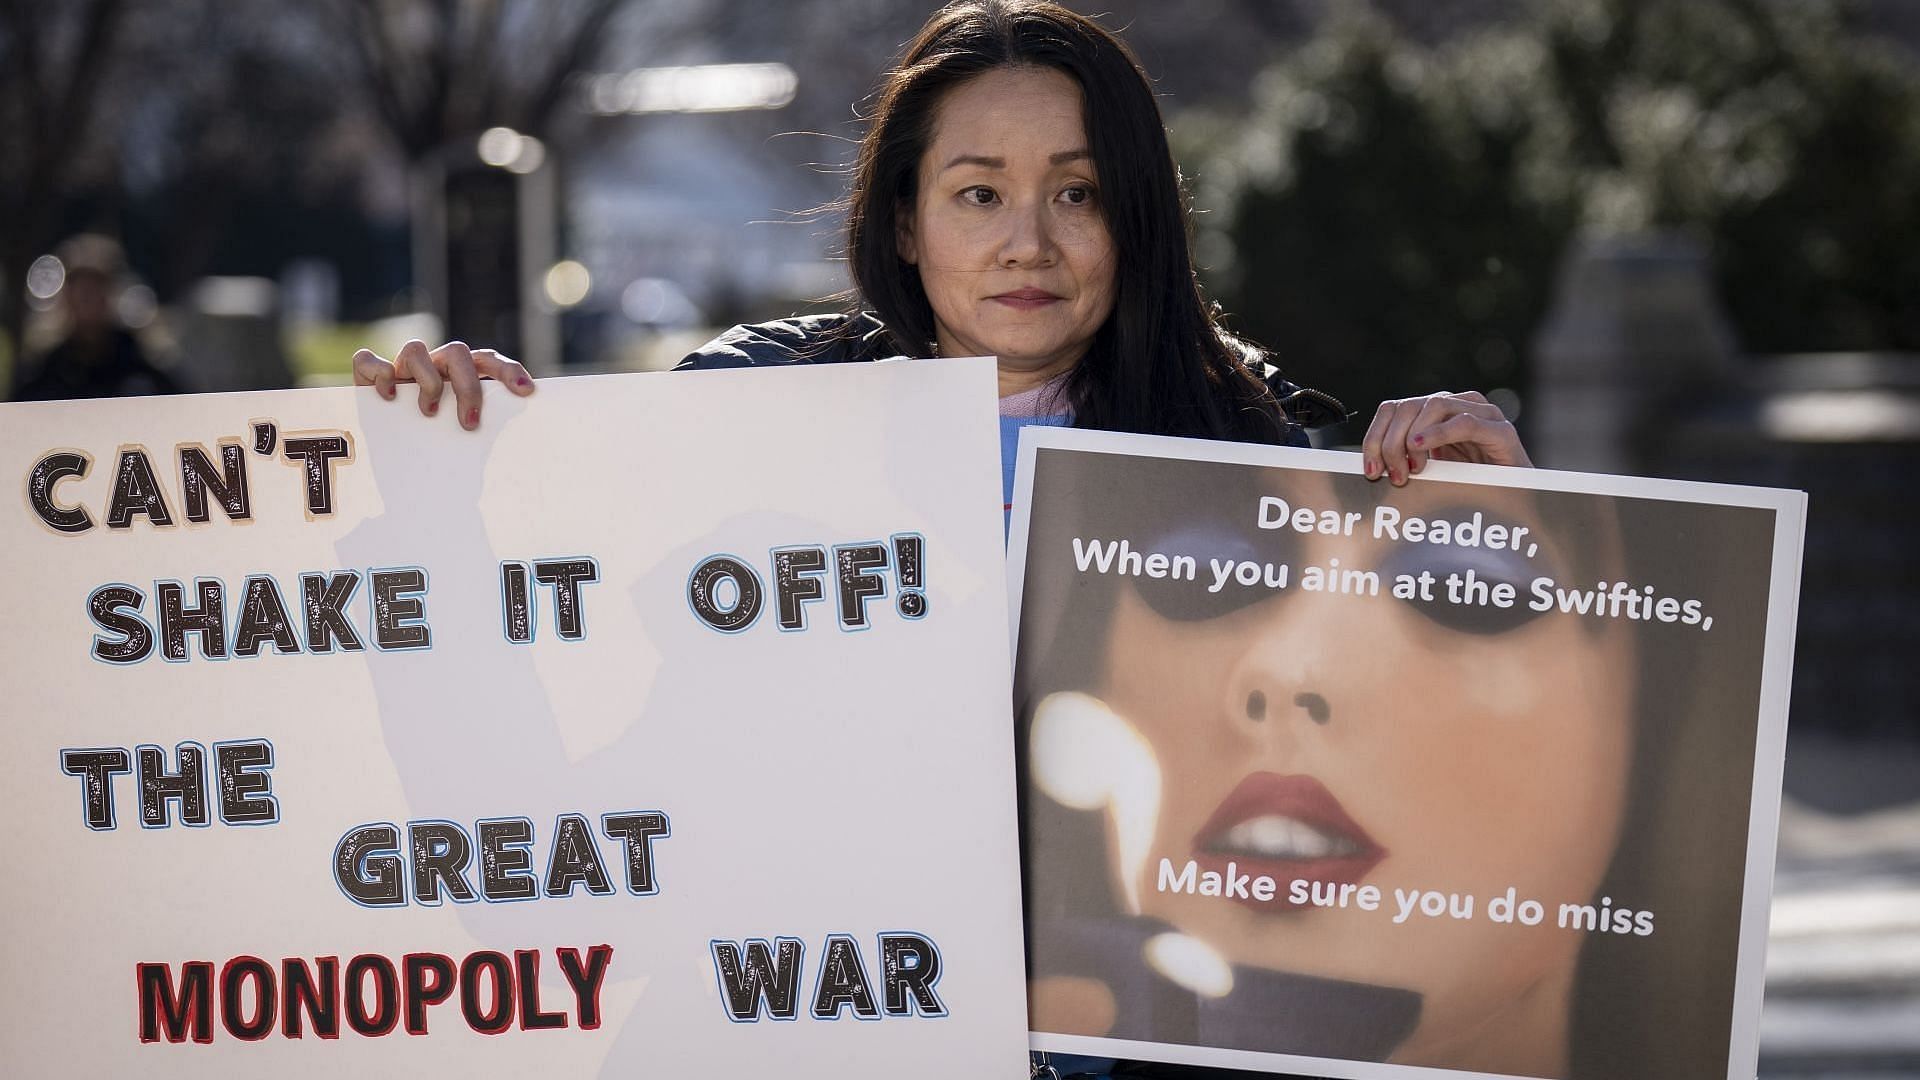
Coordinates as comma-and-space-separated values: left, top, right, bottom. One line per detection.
1011, 431, 1804, 1080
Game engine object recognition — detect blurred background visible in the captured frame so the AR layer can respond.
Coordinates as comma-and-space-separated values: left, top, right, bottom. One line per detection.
3, 0, 1915, 1073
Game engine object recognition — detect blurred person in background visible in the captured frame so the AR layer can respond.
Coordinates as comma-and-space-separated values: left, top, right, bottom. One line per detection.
10, 234, 184, 401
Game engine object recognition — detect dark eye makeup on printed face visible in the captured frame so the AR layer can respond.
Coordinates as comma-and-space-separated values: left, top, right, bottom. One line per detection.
1126, 492, 1560, 636
1377, 499, 1560, 636
1128, 521, 1298, 622
1379, 542, 1551, 636
1110, 465, 1292, 623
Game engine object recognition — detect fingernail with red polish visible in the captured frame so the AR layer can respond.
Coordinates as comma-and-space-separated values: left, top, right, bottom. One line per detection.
465, 408, 479, 428
516, 376, 530, 387
425, 399, 438, 415
1412, 434, 1424, 446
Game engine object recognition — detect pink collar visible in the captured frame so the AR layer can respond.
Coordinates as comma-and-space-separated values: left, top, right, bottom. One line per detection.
998, 372, 1073, 419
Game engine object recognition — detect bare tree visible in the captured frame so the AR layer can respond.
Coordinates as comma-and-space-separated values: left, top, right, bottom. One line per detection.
325, 0, 632, 160
0, 0, 131, 365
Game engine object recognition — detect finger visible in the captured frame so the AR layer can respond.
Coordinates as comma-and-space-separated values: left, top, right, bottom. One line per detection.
396, 339, 444, 417
1403, 394, 1496, 471
1409, 397, 1509, 465
1413, 412, 1494, 464
1360, 400, 1398, 481
433, 341, 485, 429
1404, 396, 1457, 474
471, 349, 536, 396
352, 349, 398, 400
1415, 411, 1531, 467
1378, 399, 1425, 485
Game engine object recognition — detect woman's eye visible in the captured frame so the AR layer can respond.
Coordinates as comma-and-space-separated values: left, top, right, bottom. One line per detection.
1129, 526, 1290, 623
1059, 184, 1095, 206
960, 186, 998, 206
1380, 546, 1549, 636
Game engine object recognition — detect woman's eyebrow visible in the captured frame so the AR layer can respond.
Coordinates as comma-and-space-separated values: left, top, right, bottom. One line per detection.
942, 153, 1006, 172
939, 148, 1093, 172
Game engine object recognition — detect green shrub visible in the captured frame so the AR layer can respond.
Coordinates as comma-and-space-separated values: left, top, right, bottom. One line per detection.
1190, 0, 1920, 430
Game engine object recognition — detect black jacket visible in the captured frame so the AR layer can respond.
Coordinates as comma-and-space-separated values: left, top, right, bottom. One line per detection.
677, 313, 1346, 439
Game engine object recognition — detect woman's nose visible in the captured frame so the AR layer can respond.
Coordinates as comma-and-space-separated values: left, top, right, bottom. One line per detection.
998, 201, 1056, 268
1243, 689, 1332, 726
1220, 598, 1350, 741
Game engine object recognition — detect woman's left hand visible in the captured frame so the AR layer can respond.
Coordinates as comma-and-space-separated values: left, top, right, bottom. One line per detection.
1361, 391, 1531, 485
352, 339, 534, 429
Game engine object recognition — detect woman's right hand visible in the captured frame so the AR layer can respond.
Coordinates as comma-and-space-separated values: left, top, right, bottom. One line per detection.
1361, 390, 1530, 485
352, 340, 536, 429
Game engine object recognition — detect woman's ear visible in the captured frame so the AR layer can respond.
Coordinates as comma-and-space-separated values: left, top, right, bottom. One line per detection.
895, 200, 918, 265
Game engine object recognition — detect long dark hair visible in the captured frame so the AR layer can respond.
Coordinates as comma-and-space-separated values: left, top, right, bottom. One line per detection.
842, 0, 1290, 444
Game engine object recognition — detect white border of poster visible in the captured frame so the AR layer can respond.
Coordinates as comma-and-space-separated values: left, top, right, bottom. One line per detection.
1007, 424, 1805, 1080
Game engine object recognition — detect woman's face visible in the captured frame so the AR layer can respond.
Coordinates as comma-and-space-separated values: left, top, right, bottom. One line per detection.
899, 65, 1117, 380
1102, 471, 1635, 1068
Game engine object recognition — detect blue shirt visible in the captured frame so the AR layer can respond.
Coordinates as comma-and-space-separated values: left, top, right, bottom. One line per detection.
1003, 412, 1074, 526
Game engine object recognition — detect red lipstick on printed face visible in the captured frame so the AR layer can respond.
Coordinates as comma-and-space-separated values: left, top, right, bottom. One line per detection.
1191, 771, 1386, 912
989, 287, 1063, 310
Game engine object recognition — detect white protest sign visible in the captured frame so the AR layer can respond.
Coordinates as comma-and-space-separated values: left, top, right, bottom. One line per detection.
1009, 426, 1806, 1080
0, 360, 1030, 1077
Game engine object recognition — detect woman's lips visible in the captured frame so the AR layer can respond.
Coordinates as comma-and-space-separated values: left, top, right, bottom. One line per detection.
989, 287, 1063, 310
1191, 771, 1386, 912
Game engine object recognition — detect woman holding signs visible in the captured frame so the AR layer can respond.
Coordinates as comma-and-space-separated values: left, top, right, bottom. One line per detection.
353, 2, 1537, 1077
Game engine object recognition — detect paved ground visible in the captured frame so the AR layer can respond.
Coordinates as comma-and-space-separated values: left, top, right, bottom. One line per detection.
1759, 732, 1920, 1078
